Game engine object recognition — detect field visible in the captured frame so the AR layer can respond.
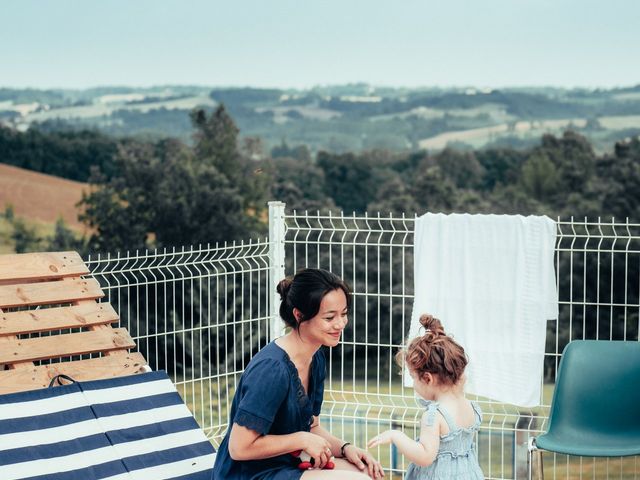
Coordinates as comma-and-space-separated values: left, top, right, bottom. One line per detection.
23, 95, 216, 123
4, 85, 640, 153
418, 118, 589, 150
0, 163, 88, 229
0, 163, 88, 252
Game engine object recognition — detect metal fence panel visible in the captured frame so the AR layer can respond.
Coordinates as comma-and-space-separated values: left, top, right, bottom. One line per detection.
82, 208, 640, 479
281, 209, 640, 480
86, 241, 271, 444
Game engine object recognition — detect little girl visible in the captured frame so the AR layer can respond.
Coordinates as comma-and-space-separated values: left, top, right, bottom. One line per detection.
368, 314, 484, 480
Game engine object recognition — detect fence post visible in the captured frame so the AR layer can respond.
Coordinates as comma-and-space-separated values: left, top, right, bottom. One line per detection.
269, 201, 286, 342
515, 413, 538, 479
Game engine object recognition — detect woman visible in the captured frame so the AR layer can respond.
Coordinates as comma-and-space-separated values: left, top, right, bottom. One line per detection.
213, 268, 384, 479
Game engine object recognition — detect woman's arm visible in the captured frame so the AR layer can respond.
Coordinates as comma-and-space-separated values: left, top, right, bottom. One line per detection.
312, 416, 386, 478
309, 416, 344, 458
229, 423, 332, 465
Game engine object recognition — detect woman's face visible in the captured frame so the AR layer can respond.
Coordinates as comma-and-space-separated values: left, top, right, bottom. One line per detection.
299, 289, 349, 347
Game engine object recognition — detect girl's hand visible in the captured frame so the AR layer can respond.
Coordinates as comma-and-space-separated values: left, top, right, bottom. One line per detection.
367, 430, 397, 448
344, 444, 385, 478
301, 432, 333, 468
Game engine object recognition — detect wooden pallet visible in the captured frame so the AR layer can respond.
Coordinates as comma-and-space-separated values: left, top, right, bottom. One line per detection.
0, 251, 147, 394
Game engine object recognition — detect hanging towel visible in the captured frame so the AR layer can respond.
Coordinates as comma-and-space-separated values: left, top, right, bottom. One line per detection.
406, 213, 558, 407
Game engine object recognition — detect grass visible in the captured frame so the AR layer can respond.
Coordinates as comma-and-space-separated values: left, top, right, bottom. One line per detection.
0, 214, 71, 254
0, 217, 14, 254
175, 377, 639, 478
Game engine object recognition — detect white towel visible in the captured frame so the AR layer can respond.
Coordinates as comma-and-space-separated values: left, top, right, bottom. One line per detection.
406, 213, 558, 407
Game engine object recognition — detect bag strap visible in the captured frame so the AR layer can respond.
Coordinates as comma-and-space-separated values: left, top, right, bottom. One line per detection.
48, 374, 78, 388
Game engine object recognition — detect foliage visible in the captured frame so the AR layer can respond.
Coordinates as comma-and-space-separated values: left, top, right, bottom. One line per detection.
3, 102, 639, 382
4, 204, 15, 221
79, 105, 269, 253
48, 218, 86, 252
0, 125, 119, 181
11, 217, 41, 253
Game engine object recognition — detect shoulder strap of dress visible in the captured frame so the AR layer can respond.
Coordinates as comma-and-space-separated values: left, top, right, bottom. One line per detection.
470, 401, 483, 424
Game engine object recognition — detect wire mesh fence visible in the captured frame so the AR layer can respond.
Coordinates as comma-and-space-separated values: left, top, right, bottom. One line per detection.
82, 204, 640, 479
278, 206, 640, 480
86, 240, 271, 442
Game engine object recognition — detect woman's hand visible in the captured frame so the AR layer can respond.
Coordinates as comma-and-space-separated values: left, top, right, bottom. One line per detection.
367, 430, 397, 448
301, 431, 333, 469
344, 444, 385, 478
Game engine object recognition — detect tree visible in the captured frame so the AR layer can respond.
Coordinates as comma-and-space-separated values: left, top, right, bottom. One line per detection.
47, 218, 85, 252
80, 107, 267, 252
434, 148, 486, 189
191, 105, 270, 231
476, 148, 526, 191
538, 131, 596, 193
520, 152, 559, 202
367, 175, 419, 214
3, 204, 15, 221
11, 218, 41, 253
317, 150, 396, 213
269, 157, 335, 212
0, 125, 119, 181
271, 140, 312, 162
79, 141, 161, 252
595, 137, 640, 219
411, 158, 458, 213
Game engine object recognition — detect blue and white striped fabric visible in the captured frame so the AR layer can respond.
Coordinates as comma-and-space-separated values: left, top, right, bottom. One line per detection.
0, 371, 215, 480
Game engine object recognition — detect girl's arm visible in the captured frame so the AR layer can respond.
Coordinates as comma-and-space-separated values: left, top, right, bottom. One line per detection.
312, 416, 386, 478
228, 423, 330, 463
367, 413, 441, 467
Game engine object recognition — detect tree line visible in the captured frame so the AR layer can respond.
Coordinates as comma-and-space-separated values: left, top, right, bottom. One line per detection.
1, 107, 638, 380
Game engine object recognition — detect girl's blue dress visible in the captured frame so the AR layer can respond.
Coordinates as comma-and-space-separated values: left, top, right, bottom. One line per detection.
213, 341, 326, 480
405, 400, 485, 480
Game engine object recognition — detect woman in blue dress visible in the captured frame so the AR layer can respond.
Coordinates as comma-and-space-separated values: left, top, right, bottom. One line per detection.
213, 269, 384, 480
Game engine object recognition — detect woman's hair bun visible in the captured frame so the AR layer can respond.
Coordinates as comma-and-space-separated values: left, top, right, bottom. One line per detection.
276, 277, 293, 301
419, 314, 445, 338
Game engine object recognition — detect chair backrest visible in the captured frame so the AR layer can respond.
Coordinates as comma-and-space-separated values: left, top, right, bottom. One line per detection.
547, 340, 640, 438
0, 251, 147, 394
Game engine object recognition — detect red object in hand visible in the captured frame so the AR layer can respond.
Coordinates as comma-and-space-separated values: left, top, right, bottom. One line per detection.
290, 450, 335, 470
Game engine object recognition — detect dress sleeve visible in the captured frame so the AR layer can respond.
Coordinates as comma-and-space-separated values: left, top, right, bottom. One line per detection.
312, 350, 326, 416
234, 358, 289, 435
420, 401, 439, 427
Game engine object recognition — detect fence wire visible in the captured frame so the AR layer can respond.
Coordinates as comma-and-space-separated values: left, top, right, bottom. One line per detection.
86, 240, 271, 443
282, 210, 640, 480
82, 210, 640, 480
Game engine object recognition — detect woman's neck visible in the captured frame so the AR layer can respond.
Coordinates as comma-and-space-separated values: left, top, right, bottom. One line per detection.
277, 331, 320, 366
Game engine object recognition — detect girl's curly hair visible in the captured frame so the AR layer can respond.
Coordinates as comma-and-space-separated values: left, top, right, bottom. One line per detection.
396, 314, 468, 386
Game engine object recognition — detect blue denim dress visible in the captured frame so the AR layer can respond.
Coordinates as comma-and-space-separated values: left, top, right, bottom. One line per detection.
213, 341, 326, 480
405, 400, 484, 480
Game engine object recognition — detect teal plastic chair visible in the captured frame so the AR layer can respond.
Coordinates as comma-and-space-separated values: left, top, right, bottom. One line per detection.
528, 340, 640, 479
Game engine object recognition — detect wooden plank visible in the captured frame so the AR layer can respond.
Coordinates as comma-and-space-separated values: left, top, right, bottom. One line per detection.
0, 328, 135, 364
0, 353, 148, 394
0, 306, 35, 371
0, 303, 119, 336
0, 278, 103, 309
0, 251, 89, 283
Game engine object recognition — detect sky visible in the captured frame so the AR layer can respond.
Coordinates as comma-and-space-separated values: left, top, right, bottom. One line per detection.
1, 0, 639, 90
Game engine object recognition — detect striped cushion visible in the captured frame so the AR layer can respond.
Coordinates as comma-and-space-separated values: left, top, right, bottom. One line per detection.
0, 371, 215, 480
